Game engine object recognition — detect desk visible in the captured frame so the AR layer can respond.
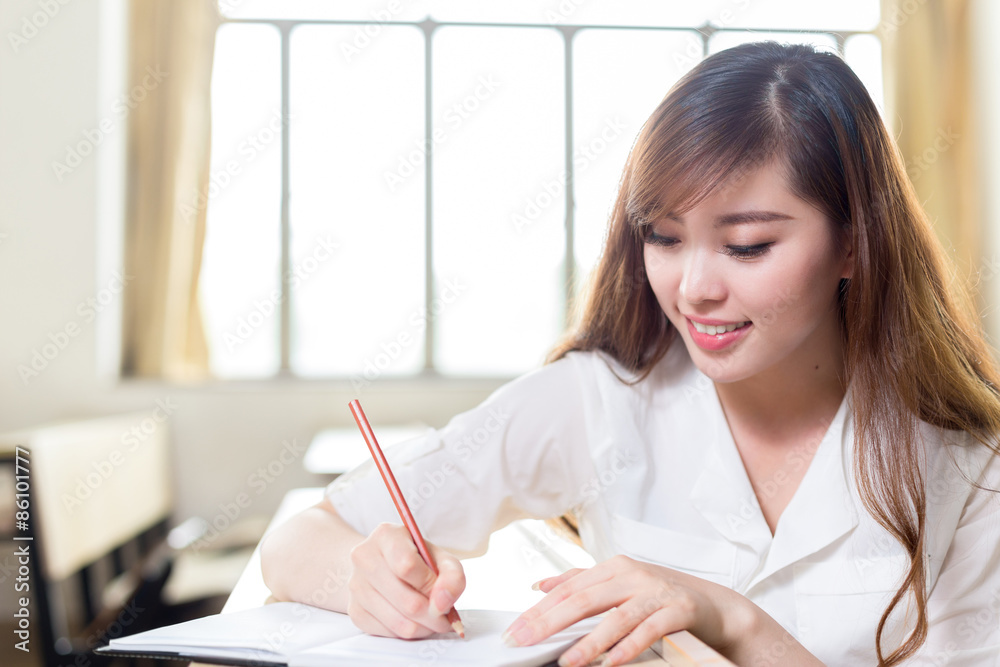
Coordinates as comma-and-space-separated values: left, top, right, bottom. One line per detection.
304, 425, 430, 475
199, 488, 733, 666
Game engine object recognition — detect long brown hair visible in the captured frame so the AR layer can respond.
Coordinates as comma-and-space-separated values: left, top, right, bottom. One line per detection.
549, 41, 1000, 664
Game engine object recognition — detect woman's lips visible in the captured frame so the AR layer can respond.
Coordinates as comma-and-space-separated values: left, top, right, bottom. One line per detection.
685, 318, 753, 351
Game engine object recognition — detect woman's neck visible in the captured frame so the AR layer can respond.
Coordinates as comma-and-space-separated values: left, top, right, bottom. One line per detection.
713, 326, 848, 441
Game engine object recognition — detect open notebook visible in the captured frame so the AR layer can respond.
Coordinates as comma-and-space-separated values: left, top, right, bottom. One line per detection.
96, 601, 599, 667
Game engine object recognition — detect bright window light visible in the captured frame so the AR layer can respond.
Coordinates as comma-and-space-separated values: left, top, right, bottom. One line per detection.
201, 2, 882, 380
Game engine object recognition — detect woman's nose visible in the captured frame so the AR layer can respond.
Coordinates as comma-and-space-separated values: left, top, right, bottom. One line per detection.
680, 249, 726, 304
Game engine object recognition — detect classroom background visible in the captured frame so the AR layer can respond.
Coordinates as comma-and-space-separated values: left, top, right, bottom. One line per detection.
2, 1, 1000, 665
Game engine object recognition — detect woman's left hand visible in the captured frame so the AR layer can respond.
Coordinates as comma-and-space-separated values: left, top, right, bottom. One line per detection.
500, 555, 751, 667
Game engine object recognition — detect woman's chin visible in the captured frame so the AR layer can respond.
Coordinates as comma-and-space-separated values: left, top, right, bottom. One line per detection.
682, 344, 751, 384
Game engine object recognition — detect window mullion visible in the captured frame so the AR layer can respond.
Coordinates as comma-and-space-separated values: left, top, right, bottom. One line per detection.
423, 19, 437, 372
279, 21, 292, 375
834, 31, 847, 57
562, 26, 577, 323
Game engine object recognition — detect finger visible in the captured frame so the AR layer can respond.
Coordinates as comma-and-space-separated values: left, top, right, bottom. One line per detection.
604, 608, 689, 667
360, 525, 455, 634
427, 547, 466, 616
353, 577, 447, 638
346, 598, 395, 638
367, 568, 455, 635
506, 576, 624, 648
520, 567, 613, 624
532, 568, 586, 593
559, 600, 676, 667
379, 530, 440, 597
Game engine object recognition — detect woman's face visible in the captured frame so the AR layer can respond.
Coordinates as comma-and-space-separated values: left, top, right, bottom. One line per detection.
643, 161, 852, 386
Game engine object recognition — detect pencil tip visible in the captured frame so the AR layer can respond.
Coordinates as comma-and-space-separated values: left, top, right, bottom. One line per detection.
452, 620, 465, 638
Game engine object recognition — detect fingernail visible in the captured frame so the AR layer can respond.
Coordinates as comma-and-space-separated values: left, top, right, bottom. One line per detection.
530, 579, 544, 591
429, 591, 453, 617
557, 648, 581, 667
512, 625, 534, 647
501, 619, 526, 647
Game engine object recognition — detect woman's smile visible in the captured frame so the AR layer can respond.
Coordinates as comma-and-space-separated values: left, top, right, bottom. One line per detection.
685, 317, 753, 351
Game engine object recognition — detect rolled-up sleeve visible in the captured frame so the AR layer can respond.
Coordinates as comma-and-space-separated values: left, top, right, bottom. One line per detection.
325, 354, 597, 558
910, 450, 1000, 666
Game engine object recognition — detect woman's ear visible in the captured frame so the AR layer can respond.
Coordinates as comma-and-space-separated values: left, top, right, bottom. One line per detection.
841, 244, 853, 280
839, 229, 853, 280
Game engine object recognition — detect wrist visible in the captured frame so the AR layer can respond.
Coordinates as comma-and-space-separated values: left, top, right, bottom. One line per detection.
719, 588, 763, 649
719, 593, 825, 667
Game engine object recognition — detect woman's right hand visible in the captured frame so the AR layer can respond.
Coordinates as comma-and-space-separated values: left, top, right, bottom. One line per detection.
346, 522, 466, 639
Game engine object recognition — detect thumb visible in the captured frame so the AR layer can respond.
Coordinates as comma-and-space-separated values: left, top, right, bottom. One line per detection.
428, 547, 466, 616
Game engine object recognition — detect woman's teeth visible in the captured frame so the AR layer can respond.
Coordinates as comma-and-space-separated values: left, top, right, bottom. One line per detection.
691, 320, 749, 336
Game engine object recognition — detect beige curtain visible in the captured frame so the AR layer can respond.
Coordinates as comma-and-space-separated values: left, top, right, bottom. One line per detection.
880, 0, 980, 294
121, 0, 219, 379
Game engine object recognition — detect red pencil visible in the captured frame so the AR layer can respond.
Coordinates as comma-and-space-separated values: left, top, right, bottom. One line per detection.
348, 399, 466, 638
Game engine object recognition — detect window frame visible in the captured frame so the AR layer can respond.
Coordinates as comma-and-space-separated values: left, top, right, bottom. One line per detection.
209, 14, 879, 382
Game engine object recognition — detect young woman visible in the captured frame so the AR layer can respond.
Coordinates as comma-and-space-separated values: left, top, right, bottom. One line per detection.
261, 42, 1000, 666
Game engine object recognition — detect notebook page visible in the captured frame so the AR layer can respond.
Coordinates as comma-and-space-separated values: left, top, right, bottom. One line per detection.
108, 602, 360, 658
292, 609, 600, 667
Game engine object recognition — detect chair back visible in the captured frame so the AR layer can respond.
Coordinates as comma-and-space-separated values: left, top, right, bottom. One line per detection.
0, 412, 173, 665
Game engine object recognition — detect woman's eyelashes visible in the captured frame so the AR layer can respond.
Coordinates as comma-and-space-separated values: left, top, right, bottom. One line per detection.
722, 243, 773, 259
644, 231, 678, 248
643, 232, 774, 260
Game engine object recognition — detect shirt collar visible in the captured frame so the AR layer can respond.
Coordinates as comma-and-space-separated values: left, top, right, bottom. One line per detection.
688, 376, 859, 586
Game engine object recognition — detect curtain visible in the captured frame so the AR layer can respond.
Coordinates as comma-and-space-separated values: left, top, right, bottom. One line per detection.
879, 0, 981, 295
121, 0, 219, 379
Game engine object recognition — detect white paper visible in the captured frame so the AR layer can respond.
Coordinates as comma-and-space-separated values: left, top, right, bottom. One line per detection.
107, 602, 358, 662
293, 609, 598, 667
107, 602, 599, 667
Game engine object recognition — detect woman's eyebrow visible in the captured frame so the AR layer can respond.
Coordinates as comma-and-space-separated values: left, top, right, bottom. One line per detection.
666, 210, 794, 227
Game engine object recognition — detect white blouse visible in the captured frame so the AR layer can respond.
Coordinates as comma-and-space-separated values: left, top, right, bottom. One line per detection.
326, 341, 1000, 666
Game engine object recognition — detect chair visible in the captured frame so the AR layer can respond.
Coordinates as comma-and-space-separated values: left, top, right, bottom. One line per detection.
0, 413, 233, 666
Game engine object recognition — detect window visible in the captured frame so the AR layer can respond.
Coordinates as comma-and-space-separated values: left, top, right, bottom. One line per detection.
200, 0, 884, 381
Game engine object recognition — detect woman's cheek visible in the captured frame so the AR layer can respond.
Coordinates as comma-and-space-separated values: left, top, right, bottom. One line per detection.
643, 252, 667, 299
645, 270, 676, 316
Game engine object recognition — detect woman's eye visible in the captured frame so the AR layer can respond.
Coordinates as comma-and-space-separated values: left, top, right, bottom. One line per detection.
723, 243, 773, 260
643, 233, 773, 259
644, 232, 678, 247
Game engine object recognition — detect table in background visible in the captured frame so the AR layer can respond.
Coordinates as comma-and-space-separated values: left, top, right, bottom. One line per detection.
304, 424, 430, 476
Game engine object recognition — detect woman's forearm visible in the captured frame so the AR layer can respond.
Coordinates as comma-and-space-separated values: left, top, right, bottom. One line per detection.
725, 600, 826, 667
259, 498, 365, 612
